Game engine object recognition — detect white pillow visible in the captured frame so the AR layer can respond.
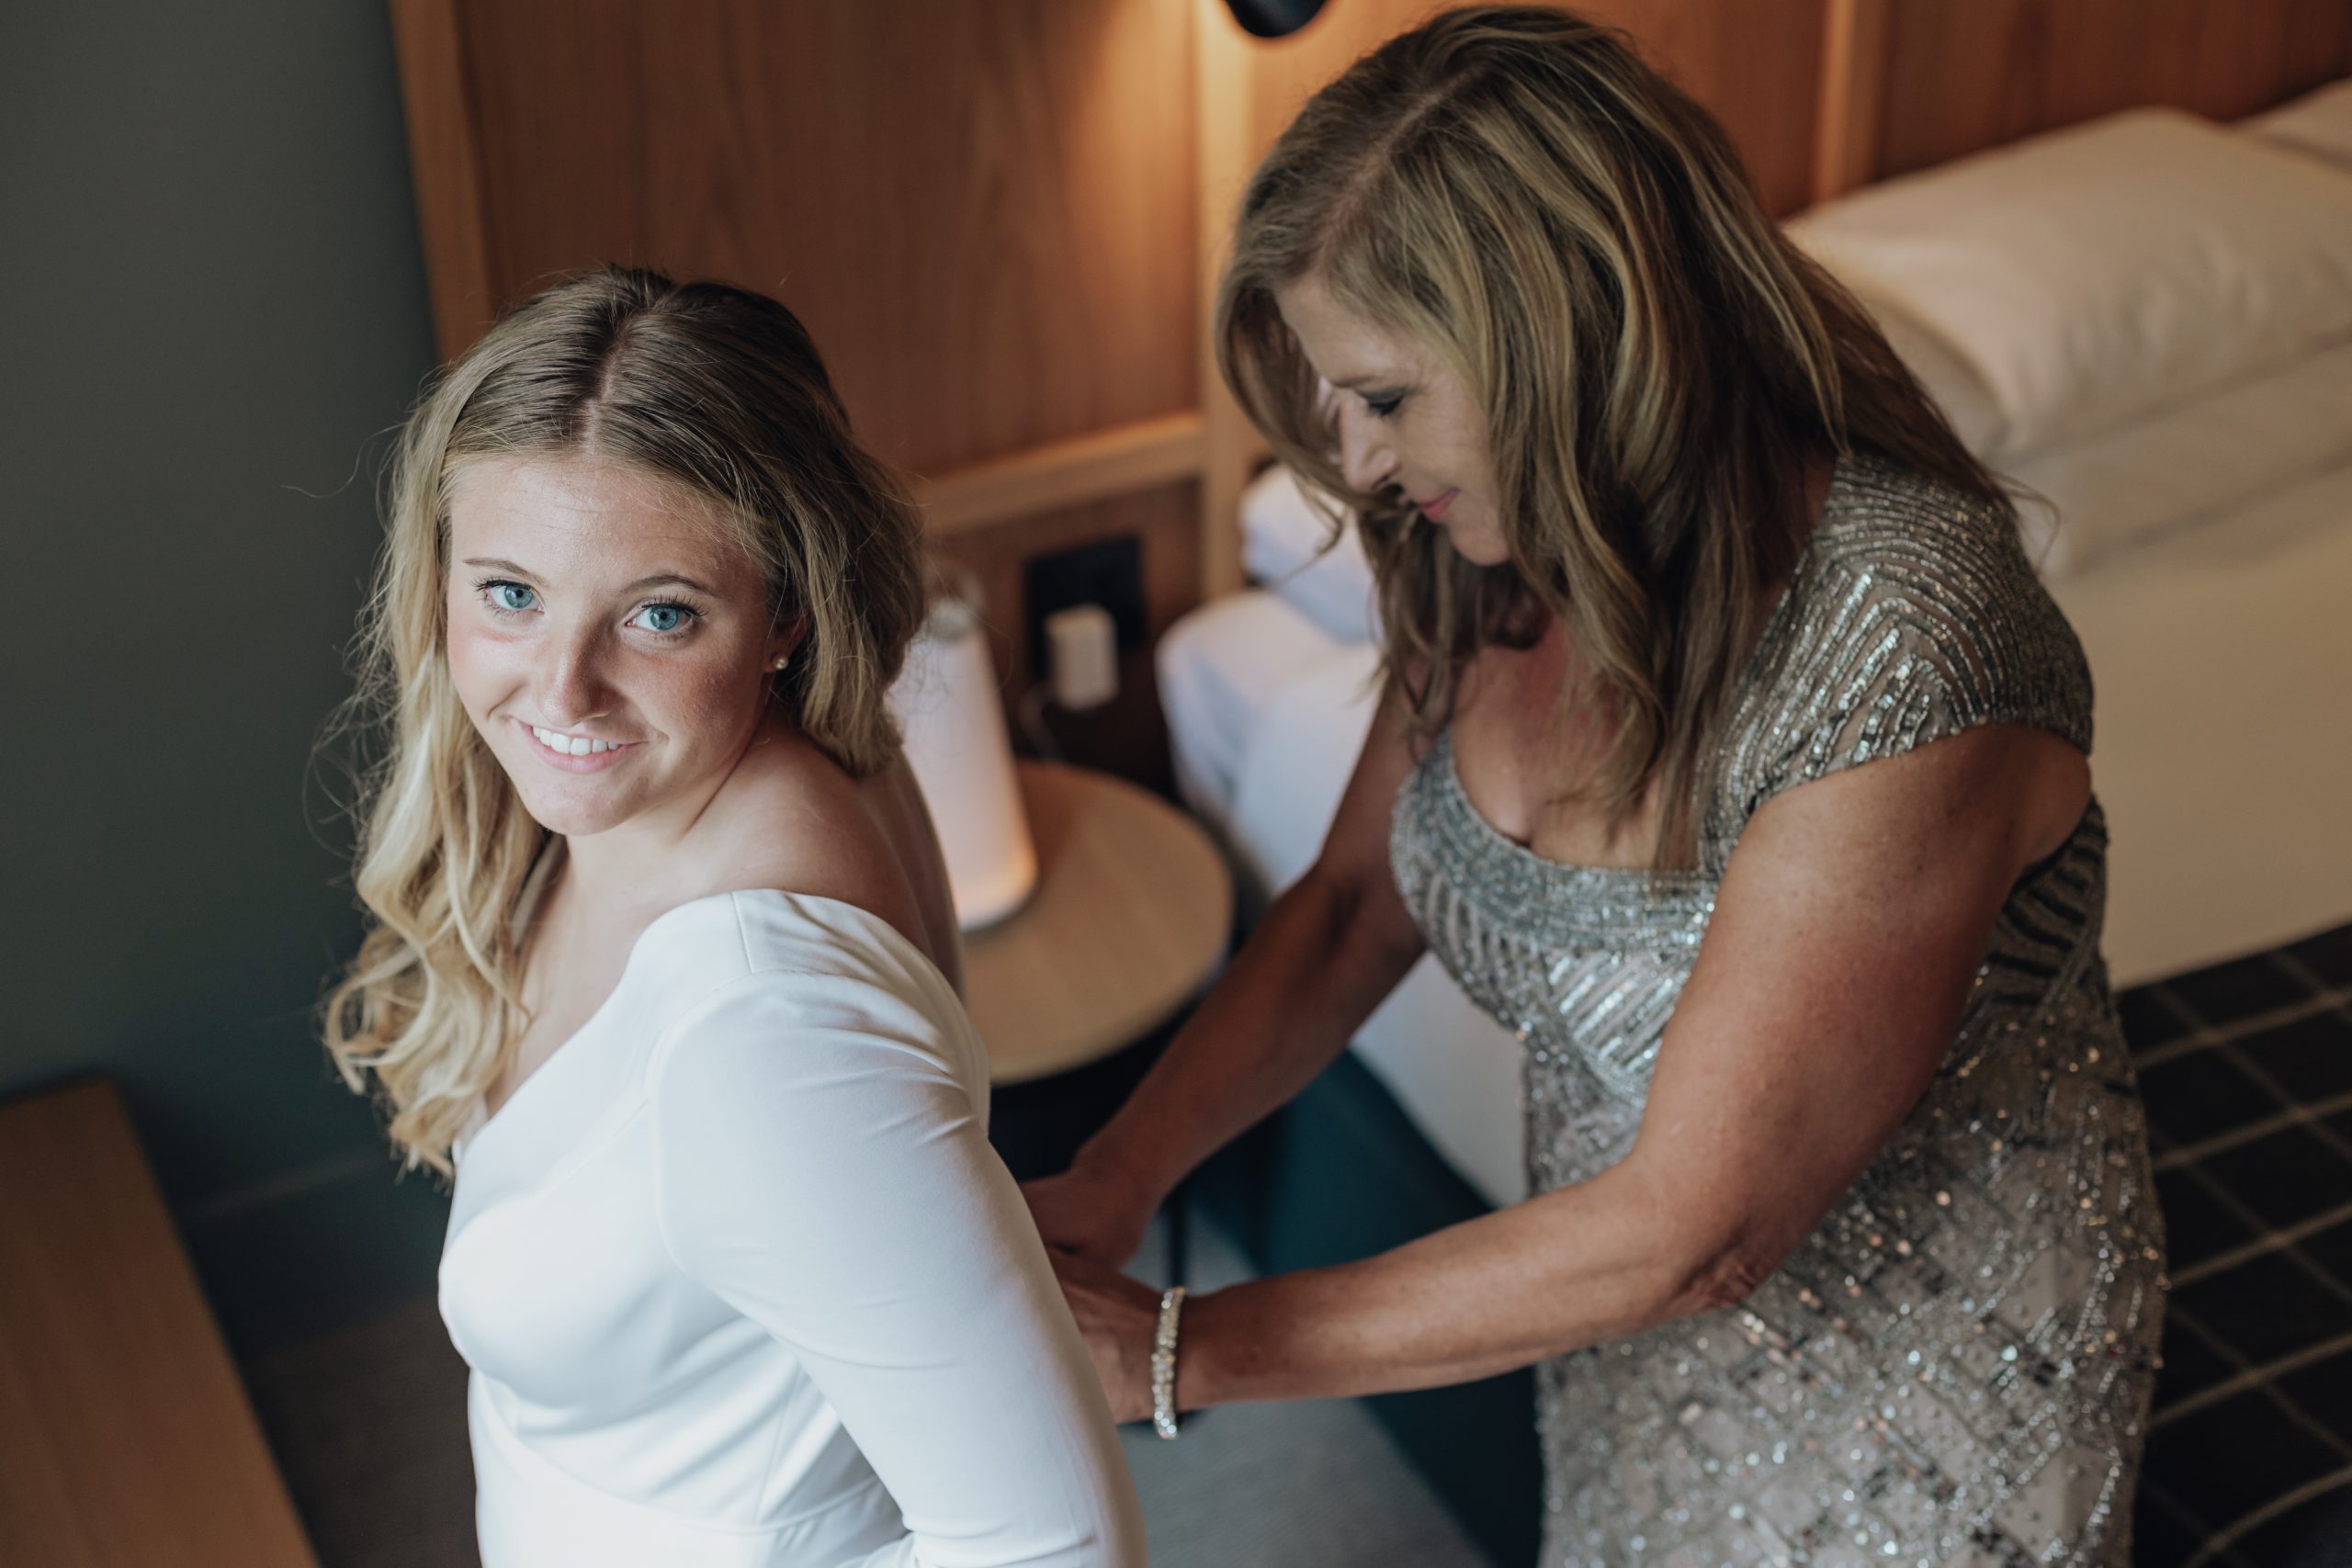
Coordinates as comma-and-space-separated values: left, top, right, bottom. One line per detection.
2008, 339, 2352, 579
1835, 287, 2006, 457
1789, 108, 2352, 460
2249, 76, 2352, 171
1238, 462, 1381, 645
1156, 589, 1348, 823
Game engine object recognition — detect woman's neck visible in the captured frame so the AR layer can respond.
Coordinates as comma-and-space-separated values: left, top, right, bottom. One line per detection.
543, 713, 786, 922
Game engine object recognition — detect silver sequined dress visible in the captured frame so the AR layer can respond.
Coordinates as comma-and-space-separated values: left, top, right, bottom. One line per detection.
1390, 456, 2165, 1568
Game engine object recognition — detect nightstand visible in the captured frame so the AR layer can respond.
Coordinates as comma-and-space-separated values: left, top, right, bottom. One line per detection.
965, 761, 1232, 1190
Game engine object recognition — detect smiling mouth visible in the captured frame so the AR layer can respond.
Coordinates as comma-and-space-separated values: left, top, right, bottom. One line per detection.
525, 722, 638, 758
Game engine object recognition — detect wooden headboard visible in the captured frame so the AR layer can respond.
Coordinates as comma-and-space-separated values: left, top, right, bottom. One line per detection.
1815, 0, 2352, 195
390, 0, 2351, 690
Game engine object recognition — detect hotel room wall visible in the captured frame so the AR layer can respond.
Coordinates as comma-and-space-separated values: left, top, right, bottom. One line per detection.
1232, 0, 1830, 217
395, 0, 1210, 712
1871, 0, 2352, 179
0, 2, 450, 1348
403, 0, 2352, 681
393, 0, 1850, 719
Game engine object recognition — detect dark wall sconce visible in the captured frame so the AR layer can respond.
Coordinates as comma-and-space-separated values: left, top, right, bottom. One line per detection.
1225, 0, 1327, 39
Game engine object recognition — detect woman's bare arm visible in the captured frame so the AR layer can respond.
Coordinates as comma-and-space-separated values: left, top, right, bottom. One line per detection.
1028, 683, 1431, 1258
1058, 723, 2089, 1414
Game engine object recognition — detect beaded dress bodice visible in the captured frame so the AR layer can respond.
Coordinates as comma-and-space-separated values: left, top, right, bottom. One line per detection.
1389, 457, 2164, 1568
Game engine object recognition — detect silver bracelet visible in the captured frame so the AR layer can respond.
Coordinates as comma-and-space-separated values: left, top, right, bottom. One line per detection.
1150, 1285, 1187, 1439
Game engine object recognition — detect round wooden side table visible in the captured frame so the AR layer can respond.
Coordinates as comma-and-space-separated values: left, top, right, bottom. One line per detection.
963, 761, 1232, 1189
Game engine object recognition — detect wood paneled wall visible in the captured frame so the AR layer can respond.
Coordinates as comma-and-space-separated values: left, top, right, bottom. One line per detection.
458, 2, 1199, 475
392, 0, 2352, 682
392, 0, 1211, 729
1823, 0, 2352, 188
1227, 1, 1829, 217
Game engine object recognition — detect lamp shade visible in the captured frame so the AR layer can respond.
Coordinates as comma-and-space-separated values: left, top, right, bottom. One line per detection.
888, 596, 1036, 931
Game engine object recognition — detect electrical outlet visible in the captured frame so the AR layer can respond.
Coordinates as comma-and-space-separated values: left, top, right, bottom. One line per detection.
1023, 536, 1145, 677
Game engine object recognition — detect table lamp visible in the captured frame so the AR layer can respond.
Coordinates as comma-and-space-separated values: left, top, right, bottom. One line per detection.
889, 592, 1037, 931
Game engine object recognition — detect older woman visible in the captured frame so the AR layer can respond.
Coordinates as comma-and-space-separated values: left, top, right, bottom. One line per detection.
322, 268, 1142, 1568
1026, 8, 2164, 1565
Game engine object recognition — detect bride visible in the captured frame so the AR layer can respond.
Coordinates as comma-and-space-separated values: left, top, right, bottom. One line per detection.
322, 266, 1145, 1568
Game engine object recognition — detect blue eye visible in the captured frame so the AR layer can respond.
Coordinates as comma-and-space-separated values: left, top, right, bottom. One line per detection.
480, 581, 537, 614
630, 602, 697, 637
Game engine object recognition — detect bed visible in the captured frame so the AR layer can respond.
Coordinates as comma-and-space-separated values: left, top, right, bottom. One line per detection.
1162, 85, 2352, 1567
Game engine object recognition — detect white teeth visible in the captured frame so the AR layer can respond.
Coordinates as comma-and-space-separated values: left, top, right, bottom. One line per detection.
532, 725, 618, 757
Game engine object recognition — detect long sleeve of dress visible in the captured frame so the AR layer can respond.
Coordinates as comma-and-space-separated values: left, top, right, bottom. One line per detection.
646, 945, 1147, 1568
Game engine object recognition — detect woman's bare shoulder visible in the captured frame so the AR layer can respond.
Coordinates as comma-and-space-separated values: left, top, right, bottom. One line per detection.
697, 728, 945, 966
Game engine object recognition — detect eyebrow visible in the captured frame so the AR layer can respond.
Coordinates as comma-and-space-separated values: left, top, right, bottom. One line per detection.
460, 558, 718, 595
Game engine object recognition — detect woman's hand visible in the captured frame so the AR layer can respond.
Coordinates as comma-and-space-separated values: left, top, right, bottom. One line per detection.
1046, 1248, 1163, 1425
1022, 1155, 1159, 1268
1025, 687, 1430, 1269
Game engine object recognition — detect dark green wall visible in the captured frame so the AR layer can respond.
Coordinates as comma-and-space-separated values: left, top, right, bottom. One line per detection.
0, 3, 447, 1348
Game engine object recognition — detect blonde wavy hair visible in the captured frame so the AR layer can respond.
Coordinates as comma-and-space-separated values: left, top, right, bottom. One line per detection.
1217, 5, 2004, 866
322, 266, 926, 1173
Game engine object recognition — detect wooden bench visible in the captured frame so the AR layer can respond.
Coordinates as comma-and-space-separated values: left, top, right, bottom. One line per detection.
0, 1077, 317, 1567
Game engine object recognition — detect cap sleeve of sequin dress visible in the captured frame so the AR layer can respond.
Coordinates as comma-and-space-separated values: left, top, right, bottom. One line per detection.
1701, 453, 2096, 873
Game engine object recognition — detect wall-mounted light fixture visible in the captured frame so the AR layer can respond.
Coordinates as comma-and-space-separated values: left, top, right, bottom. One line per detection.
1224, 0, 1326, 40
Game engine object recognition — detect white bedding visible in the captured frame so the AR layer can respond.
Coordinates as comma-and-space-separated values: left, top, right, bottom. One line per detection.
2006, 338, 2352, 578
2047, 459, 2352, 986
1160, 461, 2352, 1208
2253, 76, 2352, 170
1786, 109, 2352, 461
1157, 587, 1355, 836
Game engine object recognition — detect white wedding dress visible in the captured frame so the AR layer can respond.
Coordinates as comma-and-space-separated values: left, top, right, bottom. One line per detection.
439, 875, 1145, 1568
